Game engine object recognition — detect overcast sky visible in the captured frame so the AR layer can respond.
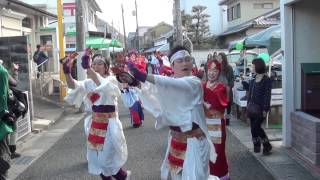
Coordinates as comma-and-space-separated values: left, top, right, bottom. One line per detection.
96, 0, 173, 36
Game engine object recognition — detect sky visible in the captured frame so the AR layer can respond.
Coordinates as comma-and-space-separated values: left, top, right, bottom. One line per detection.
95, 0, 174, 36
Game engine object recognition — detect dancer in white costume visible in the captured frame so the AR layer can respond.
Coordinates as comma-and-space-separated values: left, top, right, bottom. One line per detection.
119, 46, 219, 180
62, 51, 129, 180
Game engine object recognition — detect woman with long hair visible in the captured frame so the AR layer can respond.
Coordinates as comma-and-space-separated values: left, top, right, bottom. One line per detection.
217, 52, 234, 125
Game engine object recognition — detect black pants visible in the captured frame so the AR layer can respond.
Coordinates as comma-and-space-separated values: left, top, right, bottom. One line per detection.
226, 90, 233, 115
0, 136, 10, 180
250, 115, 268, 145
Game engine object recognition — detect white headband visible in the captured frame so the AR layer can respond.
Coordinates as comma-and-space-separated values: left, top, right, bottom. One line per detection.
170, 50, 191, 63
93, 56, 106, 64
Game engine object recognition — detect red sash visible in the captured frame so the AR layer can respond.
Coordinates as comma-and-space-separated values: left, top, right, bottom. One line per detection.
87, 112, 115, 151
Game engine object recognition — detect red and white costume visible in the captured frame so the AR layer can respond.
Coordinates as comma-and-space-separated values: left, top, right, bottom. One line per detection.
203, 61, 229, 179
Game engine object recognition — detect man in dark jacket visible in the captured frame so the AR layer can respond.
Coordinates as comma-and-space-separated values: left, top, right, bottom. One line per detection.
33, 44, 48, 79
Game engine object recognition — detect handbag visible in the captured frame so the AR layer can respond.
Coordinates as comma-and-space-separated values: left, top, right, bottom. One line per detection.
246, 80, 262, 119
0, 157, 10, 174
0, 121, 13, 141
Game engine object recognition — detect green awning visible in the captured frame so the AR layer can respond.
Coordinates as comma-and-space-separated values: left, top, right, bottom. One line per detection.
86, 37, 111, 49
301, 63, 320, 74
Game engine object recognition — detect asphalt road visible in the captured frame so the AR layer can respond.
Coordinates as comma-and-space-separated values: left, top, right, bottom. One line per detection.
16, 106, 274, 180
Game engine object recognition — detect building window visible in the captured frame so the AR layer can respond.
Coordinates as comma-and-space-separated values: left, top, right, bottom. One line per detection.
66, 44, 76, 48
236, 4, 241, 18
254, 3, 273, 9
228, 3, 241, 22
22, 17, 31, 28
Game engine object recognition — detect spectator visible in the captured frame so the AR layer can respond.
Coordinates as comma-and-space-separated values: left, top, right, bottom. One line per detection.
247, 58, 272, 155
217, 52, 234, 125
7, 63, 28, 159
0, 60, 14, 179
235, 50, 246, 76
33, 44, 48, 79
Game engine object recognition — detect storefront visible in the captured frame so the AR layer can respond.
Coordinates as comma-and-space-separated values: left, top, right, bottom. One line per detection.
281, 0, 320, 164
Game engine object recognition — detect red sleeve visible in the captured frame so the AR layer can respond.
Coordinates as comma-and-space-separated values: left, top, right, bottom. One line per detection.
216, 83, 229, 108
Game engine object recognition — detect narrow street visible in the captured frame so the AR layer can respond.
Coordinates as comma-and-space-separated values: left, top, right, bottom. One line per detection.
15, 105, 274, 180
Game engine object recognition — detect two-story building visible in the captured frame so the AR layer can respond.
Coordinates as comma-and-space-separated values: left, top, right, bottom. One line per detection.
143, 22, 173, 51
218, 0, 280, 47
0, 0, 57, 140
127, 26, 151, 50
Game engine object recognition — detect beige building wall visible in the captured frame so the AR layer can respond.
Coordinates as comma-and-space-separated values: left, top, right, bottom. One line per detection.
227, 0, 280, 28
1, 15, 23, 37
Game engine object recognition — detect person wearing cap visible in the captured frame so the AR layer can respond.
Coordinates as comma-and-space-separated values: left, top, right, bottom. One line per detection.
120, 45, 219, 180
203, 60, 230, 180
62, 50, 130, 180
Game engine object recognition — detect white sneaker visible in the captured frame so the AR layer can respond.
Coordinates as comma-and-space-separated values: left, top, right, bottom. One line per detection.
126, 170, 131, 180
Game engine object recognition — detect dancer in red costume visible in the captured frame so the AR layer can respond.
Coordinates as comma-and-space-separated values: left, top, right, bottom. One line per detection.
203, 60, 230, 180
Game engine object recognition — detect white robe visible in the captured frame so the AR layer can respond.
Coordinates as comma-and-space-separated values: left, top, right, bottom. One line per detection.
135, 75, 219, 180
64, 74, 128, 176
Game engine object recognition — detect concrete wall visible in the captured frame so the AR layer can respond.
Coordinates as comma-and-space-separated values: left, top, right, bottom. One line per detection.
293, 0, 320, 109
291, 112, 320, 165
227, 0, 280, 28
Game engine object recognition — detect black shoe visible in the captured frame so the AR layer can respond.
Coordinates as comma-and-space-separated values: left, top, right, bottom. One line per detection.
254, 145, 261, 153
226, 118, 230, 126
132, 123, 141, 128
263, 143, 272, 155
11, 152, 21, 159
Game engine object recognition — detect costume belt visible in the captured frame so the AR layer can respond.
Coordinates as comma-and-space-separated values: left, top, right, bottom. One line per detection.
87, 111, 116, 151
168, 126, 205, 174
205, 109, 224, 144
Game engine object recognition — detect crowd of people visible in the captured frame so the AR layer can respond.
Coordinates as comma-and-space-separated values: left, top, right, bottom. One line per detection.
0, 43, 272, 180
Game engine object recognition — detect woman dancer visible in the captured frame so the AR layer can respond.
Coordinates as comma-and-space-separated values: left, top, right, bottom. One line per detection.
62, 51, 129, 180
203, 60, 229, 179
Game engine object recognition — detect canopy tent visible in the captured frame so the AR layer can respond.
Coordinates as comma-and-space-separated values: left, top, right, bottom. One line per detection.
228, 25, 281, 55
228, 39, 245, 52
86, 37, 111, 49
144, 43, 170, 53
109, 39, 122, 48
244, 25, 281, 55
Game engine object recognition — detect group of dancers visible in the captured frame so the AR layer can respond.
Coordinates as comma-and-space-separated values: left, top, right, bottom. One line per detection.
61, 46, 231, 180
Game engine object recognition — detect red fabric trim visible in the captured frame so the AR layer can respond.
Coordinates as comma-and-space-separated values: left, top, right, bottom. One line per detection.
130, 110, 141, 124
88, 134, 105, 144
168, 153, 184, 167
91, 121, 108, 130
203, 82, 228, 113
171, 138, 187, 151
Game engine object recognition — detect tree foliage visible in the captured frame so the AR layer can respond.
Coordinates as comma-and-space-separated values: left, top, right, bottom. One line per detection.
181, 5, 211, 49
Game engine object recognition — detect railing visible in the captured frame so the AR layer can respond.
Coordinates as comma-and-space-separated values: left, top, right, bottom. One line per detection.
35, 58, 50, 96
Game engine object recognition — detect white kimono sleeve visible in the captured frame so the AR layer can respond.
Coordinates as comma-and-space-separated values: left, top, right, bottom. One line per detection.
64, 80, 87, 108
94, 75, 121, 99
136, 75, 202, 130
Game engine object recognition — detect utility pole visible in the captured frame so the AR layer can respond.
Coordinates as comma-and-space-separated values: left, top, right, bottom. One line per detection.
57, 0, 66, 101
173, 0, 183, 46
121, 4, 127, 50
135, 0, 139, 51
76, 0, 86, 81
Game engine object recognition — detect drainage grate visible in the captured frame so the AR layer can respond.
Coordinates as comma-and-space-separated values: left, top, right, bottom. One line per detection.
12, 155, 35, 165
